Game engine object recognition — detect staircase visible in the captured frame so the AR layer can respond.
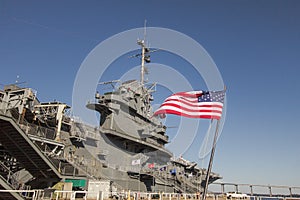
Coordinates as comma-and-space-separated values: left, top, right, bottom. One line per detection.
0, 175, 24, 200
0, 115, 62, 189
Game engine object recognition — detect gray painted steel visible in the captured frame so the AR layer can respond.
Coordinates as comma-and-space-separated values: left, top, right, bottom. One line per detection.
0, 43, 221, 196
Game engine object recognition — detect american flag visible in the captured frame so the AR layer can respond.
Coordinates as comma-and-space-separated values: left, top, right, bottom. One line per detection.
148, 163, 155, 168
153, 90, 225, 120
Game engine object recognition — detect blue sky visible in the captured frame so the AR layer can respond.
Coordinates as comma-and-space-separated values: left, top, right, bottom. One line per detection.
1, 0, 300, 191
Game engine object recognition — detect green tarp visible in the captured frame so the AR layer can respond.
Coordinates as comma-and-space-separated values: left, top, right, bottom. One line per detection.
65, 179, 86, 187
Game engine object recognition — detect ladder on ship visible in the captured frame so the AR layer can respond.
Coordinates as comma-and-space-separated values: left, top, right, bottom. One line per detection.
0, 114, 62, 190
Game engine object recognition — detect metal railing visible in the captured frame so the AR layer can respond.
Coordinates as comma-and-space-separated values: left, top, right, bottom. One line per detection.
0, 189, 43, 200
0, 161, 20, 189
1, 189, 300, 200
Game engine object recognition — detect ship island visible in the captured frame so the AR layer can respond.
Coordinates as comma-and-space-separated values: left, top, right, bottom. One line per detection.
0, 38, 221, 200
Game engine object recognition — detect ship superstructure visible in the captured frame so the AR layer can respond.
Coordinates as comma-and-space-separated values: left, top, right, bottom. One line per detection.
0, 39, 221, 199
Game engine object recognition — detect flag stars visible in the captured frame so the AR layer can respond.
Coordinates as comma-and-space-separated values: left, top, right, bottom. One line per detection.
198, 91, 225, 103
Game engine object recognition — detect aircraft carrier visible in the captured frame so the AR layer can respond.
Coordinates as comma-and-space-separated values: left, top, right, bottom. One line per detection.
0, 39, 221, 199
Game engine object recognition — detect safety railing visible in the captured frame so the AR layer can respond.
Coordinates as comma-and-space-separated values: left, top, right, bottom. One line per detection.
0, 189, 43, 200
0, 189, 300, 200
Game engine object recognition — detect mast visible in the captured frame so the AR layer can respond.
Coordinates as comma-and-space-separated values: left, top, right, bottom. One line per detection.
137, 20, 149, 85
137, 39, 146, 85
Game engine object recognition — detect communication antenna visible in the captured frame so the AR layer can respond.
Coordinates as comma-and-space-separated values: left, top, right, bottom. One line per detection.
98, 80, 120, 90
132, 20, 161, 85
15, 75, 20, 83
137, 20, 148, 85
12, 75, 26, 86
143, 20, 147, 42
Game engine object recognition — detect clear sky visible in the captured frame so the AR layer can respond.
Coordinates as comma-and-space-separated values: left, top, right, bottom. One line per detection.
1, 0, 300, 192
